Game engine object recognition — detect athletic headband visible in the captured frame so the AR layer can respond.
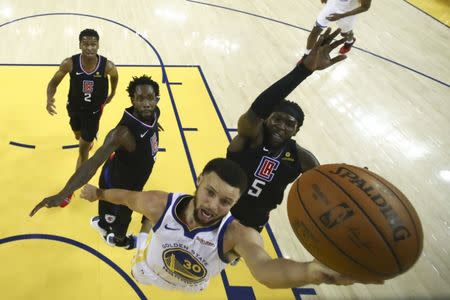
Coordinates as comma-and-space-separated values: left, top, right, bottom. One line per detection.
273, 102, 303, 125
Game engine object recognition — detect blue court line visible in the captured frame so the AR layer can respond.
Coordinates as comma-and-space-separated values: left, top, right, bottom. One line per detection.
186, 0, 450, 88
9, 141, 36, 149
164, 72, 199, 183
182, 128, 198, 131
61, 144, 167, 152
402, 0, 449, 29
196, 67, 232, 142
2, 12, 300, 298
0, 234, 146, 300
0, 13, 195, 299
0, 13, 168, 83
0, 13, 200, 185
0, 63, 199, 68
266, 223, 316, 298
197, 65, 315, 299
168, 82, 183, 85
187, 0, 309, 31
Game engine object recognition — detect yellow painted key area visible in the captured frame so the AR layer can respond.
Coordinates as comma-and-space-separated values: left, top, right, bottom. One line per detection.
0, 66, 303, 299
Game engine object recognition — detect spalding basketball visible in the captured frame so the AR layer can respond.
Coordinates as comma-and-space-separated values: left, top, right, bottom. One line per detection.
287, 164, 423, 281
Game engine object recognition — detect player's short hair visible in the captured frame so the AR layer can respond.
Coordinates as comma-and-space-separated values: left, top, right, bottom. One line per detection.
273, 99, 305, 127
201, 158, 248, 194
126, 75, 160, 100
79, 29, 100, 42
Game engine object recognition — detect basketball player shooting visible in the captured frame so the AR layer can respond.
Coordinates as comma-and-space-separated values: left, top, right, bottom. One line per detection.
79, 158, 383, 291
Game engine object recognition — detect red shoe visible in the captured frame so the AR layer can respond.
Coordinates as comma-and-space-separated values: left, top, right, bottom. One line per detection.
59, 193, 73, 207
339, 38, 356, 54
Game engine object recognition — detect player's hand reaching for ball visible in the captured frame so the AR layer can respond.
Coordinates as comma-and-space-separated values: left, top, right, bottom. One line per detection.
302, 27, 347, 71
80, 184, 100, 202
308, 259, 384, 285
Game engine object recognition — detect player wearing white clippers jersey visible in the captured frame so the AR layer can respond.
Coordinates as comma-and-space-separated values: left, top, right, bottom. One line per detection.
80, 158, 382, 291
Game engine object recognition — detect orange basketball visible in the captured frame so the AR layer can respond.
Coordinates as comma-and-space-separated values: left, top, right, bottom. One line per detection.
287, 164, 423, 281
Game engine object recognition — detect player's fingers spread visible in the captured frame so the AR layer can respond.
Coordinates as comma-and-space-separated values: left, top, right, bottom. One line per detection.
330, 37, 347, 50
328, 28, 342, 42
313, 35, 325, 50
322, 30, 341, 47
330, 55, 347, 65
321, 27, 332, 40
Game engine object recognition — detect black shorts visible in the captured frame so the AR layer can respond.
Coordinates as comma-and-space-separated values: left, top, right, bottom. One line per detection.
67, 106, 103, 142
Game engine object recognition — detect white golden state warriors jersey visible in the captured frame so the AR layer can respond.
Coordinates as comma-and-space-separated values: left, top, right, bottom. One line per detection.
135, 193, 235, 292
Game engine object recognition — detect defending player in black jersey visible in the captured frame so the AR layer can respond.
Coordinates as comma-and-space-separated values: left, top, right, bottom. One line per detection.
45, 29, 119, 207
31, 75, 160, 249
228, 28, 347, 232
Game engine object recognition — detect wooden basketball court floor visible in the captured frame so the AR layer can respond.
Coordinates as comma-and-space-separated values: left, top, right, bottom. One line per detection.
0, 0, 449, 299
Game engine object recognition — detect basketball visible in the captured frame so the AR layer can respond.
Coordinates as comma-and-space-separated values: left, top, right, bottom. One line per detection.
287, 164, 423, 281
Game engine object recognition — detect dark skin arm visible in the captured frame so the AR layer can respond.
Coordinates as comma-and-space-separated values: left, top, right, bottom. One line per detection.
46, 58, 72, 115
29, 126, 136, 216
105, 60, 119, 104
228, 28, 346, 153
297, 144, 320, 172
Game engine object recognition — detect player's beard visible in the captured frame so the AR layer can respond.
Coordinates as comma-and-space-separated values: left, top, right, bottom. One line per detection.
192, 190, 221, 227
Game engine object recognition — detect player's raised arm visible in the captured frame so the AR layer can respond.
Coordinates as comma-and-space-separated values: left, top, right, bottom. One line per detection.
231, 28, 345, 147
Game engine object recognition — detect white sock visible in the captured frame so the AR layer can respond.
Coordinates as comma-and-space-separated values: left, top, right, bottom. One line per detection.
137, 232, 149, 250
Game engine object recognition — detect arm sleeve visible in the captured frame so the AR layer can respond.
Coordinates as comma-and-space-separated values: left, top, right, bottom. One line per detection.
250, 64, 313, 119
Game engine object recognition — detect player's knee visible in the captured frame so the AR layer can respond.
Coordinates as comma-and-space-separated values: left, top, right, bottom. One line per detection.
78, 139, 92, 156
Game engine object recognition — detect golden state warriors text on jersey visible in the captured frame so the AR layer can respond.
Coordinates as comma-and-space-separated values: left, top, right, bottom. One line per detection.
131, 193, 234, 292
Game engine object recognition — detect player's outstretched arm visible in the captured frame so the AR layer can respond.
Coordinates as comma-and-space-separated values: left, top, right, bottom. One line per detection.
29, 126, 135, 217
80, 184, 168, 224
46, 58, 72, 115
231, 222, 382, 288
